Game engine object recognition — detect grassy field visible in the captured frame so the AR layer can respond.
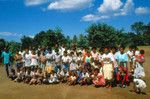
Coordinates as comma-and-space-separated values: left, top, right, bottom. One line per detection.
0, 46, 150, 99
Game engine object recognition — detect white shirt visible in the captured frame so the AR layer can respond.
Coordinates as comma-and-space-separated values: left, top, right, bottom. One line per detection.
62, 55, 70, 63
127, 50, 133, 58
70, 62, 78, 71
91, 51, 99, 60
102, 53, 115, 64
134, 79, 146, 89
30, 54, 38, 66
82, 72, 89, 78
24, 53, 31, 67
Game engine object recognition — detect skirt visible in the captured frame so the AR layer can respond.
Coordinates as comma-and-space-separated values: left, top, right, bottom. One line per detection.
103, 63, 113, 80
133, 62, 145, 78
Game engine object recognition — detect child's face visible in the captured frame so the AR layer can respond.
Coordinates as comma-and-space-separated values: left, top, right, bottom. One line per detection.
104, 48, 109, 53
120, 48, 125, 54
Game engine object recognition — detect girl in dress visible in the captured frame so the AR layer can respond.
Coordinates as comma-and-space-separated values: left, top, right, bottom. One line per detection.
30, 50, 39, 69
101, 46, 114, 88
24, 49, 31, 69
133, 50, 145, 79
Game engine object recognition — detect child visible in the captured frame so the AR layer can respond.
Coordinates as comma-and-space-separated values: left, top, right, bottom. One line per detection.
14, 68, 25, 82
58, 69, 69, 83
101, 46, 114, 88
127, 46, 134, 72
30, 50, 39, 69
36, 68, 44, 85
70, 60, 78, 72
39, 52, 46, 71
117, 46, 129, 88
29, 68, 38, 85
24, 68, 32, 84
79, 69, 91, 85
91, 47, 99, 61
9, 68, 17, 80
133, 49, 145, 79
133, 78, 146, 94
62, 51, 70, 71
68, 71, 77, 85
49, 70, 59, 84
43, 71, 50, 84
92, 68, 105, 87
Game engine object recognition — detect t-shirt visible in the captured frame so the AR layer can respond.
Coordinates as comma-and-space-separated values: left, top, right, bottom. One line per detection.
1, 51, 11, 64
102, 53, 115, 64
127, 50, 133, 58
117, 52, 128, 63
133, 79, 146, 89
70, 62, 78, 71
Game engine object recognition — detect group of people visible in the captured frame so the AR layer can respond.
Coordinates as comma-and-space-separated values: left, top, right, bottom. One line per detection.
1, 44, 147, 94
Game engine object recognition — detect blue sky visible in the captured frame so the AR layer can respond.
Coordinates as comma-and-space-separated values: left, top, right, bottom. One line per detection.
0, 0, 150, 42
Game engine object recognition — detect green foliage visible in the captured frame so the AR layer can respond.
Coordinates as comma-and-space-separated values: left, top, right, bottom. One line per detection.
86, 23, 128, 47
1, 21, 150, 55
21, 36, 33, 49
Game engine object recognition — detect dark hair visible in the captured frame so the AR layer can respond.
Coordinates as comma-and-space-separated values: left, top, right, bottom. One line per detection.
120, 45, 125, 49
140, 49, 145, 54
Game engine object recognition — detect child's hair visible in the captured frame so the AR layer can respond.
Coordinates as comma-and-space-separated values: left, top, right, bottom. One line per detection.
140, 49, 145, 54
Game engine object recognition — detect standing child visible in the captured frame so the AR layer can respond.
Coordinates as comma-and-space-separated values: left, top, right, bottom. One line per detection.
117, 46, 129, 88
101, 46, 114, 88
133, 49, 145, 78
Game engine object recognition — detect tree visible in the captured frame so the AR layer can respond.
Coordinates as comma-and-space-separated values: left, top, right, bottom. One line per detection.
21, 36, 33, 49
72, 35, 78, 45
8, 41, 21, 55
77, 34, 88, 47
86, 23, 127, 47
131, 22, 144, 35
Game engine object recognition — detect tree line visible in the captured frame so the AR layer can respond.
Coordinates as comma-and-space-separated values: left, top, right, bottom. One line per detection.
0, 21, 150, 56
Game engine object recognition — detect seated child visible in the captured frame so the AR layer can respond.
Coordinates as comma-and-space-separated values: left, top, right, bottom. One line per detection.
79, 69, 91, 85
133, 78, 146, 94
68, 71, 77, 85
9, 68, 17, 80
14, 68, 24, 82
49, 70, 59, 84
36, 68, 44, 85
91, 68, 105, 87
43, 71, 50, 84
58, 69, 69, 83
29, 68, 38, 85
24, 68, 32, 84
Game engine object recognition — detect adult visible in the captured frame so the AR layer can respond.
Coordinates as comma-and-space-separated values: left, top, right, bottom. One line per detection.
1, 48, 12, 77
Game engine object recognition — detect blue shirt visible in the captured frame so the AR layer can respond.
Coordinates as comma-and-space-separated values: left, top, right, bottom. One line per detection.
117, 52, 128, 63
1, 51, 11, 64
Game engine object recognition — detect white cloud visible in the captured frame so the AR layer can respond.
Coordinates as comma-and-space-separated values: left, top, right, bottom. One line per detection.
82, 14, 109, 22
25, 0, 49, 6
135, 7, 150, 14
47, 0, 93, 10
28, 35, 35, 38
114, 0, 134, 16
0, 32, 23, 37
98, 0, 123, 13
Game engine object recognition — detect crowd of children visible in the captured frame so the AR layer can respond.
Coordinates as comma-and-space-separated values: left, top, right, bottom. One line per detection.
1, 44, 147, 94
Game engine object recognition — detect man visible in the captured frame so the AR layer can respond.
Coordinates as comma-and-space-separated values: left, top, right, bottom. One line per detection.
1, 47, 12, 77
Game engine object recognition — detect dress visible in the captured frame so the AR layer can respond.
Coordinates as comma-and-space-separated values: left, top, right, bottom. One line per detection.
133, 55, 145, 78
102, 53, 114, 80
24, 54, 31, 67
